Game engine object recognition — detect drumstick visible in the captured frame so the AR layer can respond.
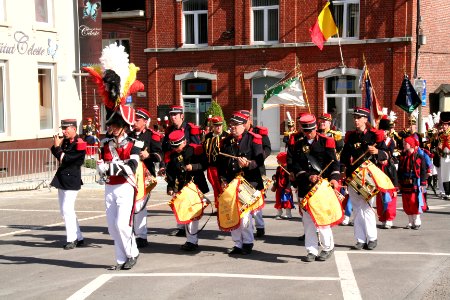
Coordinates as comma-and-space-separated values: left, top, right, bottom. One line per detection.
279, 165, 291, 175
219, 152, 239, 159
350, 143, 376, 166
318, 160, 335, 178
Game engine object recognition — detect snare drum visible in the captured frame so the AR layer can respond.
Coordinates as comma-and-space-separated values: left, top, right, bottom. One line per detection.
347, 160, 395, 201
262, 175, 273, 191
217, 175, 264, 231
302, 178, 344, 227
134, 162, 157, 213
168, 181, 209, 224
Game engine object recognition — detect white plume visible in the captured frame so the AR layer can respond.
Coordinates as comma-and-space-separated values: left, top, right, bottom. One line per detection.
433, 112, 441, 125
388, 110, 397, 123
286, 111, 292, 122
100, 43, 130, 96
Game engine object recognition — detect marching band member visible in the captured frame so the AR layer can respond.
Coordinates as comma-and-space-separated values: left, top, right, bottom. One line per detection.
398, 136, 428, 229
241, 110, 271, 238
283, 120, 296, 150
166, 130, 209, 251
161, 105, 202, 237
272, 152, 295, 219
376, 117, 399, 229
218, 112, 264, 255
437, 112, 450, 199
340, 107, 389, 250
288, 114, 340, 262
318, 113, 344, 153
97, 106, 141, 270
203, 116, 229, 208
50, 119, 86, 250
128, 108, 163, 248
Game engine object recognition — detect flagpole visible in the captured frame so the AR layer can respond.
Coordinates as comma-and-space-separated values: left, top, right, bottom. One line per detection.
336, 27, 345, 68
300, 72, 311, 114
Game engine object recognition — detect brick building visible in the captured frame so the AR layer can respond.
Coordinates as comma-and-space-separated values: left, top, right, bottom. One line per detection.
101, 0, 450, 151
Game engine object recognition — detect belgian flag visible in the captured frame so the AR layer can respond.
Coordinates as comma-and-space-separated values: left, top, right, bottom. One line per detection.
309, 1, 339, 50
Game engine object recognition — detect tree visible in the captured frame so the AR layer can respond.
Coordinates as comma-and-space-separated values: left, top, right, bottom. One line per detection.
205, 99, 227, 131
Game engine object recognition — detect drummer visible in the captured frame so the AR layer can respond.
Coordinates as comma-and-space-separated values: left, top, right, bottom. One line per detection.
165, 130, 209, 251
340, 107, 389, 250
218, 111, 265, 255
288, 114, 340, 262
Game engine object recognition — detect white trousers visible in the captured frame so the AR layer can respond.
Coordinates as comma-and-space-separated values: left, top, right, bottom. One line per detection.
303, 210, 334, 255
252, 208, 265, 229
105, 183, 139, 264
133, 193, 150, 239
408, 214, 422, 226
58, 189, 83, 243
231, 213, 254, 248
185, 220, 199, 244
348, 187, 377, 243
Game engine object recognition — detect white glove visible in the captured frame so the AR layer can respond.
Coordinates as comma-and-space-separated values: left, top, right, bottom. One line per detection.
96, 159, 109, 175
109, 161, 125, 176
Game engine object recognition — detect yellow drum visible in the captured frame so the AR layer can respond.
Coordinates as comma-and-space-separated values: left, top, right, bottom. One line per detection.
168, 181, 209, 224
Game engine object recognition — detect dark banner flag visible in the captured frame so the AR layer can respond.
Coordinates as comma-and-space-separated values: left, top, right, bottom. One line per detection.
78, 0, 102, 67
395, 75, 421, 113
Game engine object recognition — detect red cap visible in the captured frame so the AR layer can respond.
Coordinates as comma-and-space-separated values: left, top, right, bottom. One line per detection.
211, 116, 223, 125
86, 117, 93, 122
353, 107, 370, 118
276, 152, 287, 165
404, 136, 419, 147
169, 106, 183, 114
319, 113, 332, 122
135, 108, 151, 120
168, 130, 185, 147
239, 110, 251, 117
299, 114, 317, 130
230, 112, 249, 125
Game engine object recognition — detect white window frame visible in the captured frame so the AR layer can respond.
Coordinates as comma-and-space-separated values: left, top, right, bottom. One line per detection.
182, 95, 211, 126
329, 0, 360, 40
38, 63, 55, 132
251, 1, 279, 45
34, 0, 54, 27
182, 5, 208, 47
0, 0, 5, 23
0, 61, 6, 135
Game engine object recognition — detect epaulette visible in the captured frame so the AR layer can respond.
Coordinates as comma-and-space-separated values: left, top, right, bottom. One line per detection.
188, 122, 201, 135
371, 128, 384, 143
76, 138, 87, 151
255, 126, 269, 136
189, 143, 204, 155
149, 128, 162, 142
284, 131, 290, 137
248, 131, 262, 145
329, 129, 342, 141
344, 131, 354, 143
318, 133, 336, 149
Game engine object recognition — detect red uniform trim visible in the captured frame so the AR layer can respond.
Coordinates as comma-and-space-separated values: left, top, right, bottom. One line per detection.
248, 131, 262, 144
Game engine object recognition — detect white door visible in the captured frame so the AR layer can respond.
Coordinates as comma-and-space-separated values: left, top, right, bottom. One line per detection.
253, 94, 280, 151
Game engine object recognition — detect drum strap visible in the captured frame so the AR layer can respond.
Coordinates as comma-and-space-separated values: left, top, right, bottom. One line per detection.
185, 204, 214, 236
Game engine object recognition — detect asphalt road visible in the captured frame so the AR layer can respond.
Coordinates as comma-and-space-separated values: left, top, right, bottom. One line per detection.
1, 168, 450, 300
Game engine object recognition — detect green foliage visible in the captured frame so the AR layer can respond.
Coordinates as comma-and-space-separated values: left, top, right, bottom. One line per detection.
205, 100, 227, 131
83, 158, 96, 169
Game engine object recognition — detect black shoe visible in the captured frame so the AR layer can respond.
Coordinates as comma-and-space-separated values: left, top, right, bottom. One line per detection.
317, 249, 334, 261
404, 224, 413, 229
123, 255, 139, 270
298, 234, 305, 241
169, 228, 186, 237
366, 240, 377, 250
412, 225, 421, 230
242, 243, 254, 255
304, 253, 317, 262
227, 246, 243, 255
180, 242, 199, 251
255, 228, 265, 238
353, 242, 365, 250
107, 263, 124, 271
136, 238, 149, 248
63, 239, 83, 250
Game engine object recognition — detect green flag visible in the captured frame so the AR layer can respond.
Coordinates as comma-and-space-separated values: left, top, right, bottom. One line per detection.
263, 77, 305, 109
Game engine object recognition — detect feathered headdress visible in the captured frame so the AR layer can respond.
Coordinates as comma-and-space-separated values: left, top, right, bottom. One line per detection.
82, 43, 144, 124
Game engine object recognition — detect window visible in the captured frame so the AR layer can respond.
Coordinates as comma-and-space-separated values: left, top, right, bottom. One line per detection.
35, 0, 53, 27
38, 65, 54, 130
102, 39, 130, 56
0, 62, 5, 133
183, 0, 208, 46
331, 0, 359, 39
325, 75, 362, 133
182, 79, 211, 125
252, 0, 279, 44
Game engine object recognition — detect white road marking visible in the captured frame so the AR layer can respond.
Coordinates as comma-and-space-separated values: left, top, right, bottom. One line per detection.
0, 214, 106, 238
0, 208, 105, 213
68, 272, 341, 300
335, 252, 362, 300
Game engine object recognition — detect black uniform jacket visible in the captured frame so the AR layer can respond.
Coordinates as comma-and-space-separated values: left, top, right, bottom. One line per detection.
288, 133, 340, 197
129, 129, 163, 176
166, 144, 209, 194
217, 130, 265, 190
340, 128, 389, 178
50, 135, 86, 190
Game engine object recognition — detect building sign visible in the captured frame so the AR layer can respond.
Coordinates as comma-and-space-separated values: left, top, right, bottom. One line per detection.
78, 0, 102, 67
0, 31, 59, 58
